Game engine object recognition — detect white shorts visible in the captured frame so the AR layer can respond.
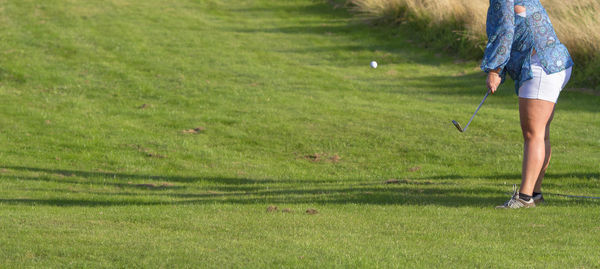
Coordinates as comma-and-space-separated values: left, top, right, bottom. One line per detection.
518, 53, 572, 103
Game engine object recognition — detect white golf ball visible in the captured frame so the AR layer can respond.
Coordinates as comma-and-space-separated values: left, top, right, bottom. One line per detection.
370, 61, 378, 68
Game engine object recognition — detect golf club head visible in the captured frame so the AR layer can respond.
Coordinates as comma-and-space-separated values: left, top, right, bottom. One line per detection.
452, 120, 464, 132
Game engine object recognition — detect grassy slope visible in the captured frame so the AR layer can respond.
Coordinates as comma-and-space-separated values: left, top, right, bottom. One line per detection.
0, 0, 599, 267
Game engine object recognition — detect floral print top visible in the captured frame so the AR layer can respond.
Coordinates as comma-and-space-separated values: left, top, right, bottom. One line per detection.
480, 0, 574, 93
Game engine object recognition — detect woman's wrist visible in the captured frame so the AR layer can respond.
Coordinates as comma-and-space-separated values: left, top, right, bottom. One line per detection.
489, 68, 502, 74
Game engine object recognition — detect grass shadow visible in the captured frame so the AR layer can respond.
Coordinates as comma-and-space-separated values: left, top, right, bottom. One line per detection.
0, 67, 27, 84
2, 166, 598, 208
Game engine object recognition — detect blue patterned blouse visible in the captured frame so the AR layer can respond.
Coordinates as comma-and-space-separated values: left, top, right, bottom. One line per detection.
480, 0, 574, 94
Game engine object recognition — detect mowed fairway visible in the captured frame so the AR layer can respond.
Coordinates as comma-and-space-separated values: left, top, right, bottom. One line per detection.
1, 0, 599, 267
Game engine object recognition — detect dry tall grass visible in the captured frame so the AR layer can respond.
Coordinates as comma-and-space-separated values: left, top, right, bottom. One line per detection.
349, 0, 600, 86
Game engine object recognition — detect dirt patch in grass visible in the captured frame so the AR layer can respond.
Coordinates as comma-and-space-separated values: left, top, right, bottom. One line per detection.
301, 153, 341, 163
55, 172, 75, 178
182, 126, 206, 134
305, 208, 319, 215
127, 144, 167, 158
145, 152, 166, 158
408, 166, 421, 172
385, 178, 433, 185
282, 208, 293, 213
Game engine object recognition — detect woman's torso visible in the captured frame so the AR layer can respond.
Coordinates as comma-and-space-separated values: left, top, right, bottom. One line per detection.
505, 0, 573, 90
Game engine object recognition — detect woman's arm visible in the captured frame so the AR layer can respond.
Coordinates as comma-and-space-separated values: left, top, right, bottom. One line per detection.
481, 0, 515, 92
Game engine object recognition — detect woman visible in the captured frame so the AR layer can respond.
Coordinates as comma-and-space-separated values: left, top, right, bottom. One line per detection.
481, 0, 574, 208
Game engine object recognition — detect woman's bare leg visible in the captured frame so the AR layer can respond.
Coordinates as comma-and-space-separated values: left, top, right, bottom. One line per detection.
533, 110, 554, 193
519, 98, 556, 196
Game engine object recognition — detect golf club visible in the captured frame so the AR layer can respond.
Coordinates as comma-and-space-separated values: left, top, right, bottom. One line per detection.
452, 90, 490, 132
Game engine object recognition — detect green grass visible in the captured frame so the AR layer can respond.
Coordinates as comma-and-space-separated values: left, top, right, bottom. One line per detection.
1, 0, 599, 267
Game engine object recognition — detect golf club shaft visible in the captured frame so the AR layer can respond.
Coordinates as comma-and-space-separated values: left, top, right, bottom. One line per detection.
463, 90, 490, 131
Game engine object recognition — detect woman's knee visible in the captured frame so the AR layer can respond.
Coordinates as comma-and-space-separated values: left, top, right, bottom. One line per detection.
522, 127, 546, 141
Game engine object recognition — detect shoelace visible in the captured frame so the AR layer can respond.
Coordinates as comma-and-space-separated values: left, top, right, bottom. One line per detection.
503, 184, 521, 208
